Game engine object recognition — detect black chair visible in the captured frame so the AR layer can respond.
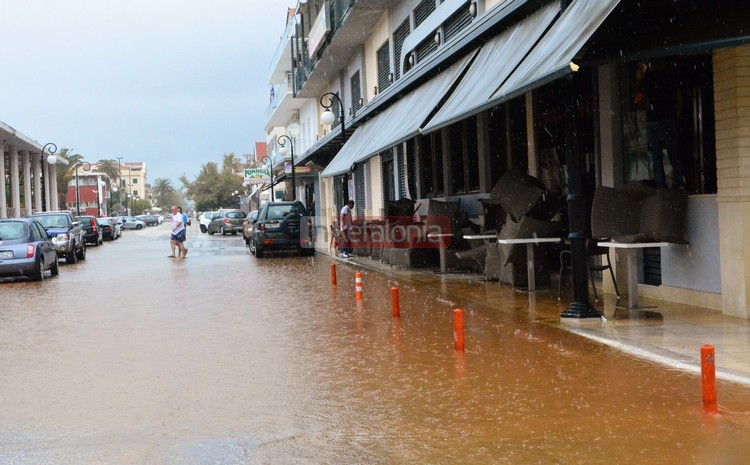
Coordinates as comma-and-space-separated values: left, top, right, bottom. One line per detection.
558, 239, 620, 302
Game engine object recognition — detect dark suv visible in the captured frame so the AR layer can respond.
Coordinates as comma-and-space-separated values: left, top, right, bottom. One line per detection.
30, 211, 86, 263
250, 201, 312, 258
76, 216, 103, 245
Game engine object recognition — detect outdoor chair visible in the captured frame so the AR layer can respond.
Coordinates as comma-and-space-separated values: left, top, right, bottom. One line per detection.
558, 239, 620, 302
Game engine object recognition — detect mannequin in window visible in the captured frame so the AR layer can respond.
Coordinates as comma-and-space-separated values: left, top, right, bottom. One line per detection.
635, 61, 686, 189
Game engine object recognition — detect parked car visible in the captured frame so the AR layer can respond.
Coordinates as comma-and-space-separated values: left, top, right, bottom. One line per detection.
0, 218, 60, 281
97, 217, 120, 241
249, 201, 312, 258
136, 214, 159, 226
242, 210, 259, 245
116, 216, 146, 230
30, 211, 86, 263
199, 211, 218, 233
207, 210, 246, 235
76, 216, 103, 245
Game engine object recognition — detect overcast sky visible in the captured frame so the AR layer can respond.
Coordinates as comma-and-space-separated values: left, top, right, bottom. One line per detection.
0, 0, 289, 185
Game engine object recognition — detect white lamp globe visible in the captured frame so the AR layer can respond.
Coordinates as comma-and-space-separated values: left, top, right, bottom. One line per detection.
287, 123, 300, 138
321, 110, 336, 125
46, 155, 57, 165
279, 145, 289, 157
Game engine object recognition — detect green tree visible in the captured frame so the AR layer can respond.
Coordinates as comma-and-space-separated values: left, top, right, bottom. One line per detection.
56, 148, 83, 210
132, 198, 153, 215
181, 153, 244, 211
151, 178, 178, 208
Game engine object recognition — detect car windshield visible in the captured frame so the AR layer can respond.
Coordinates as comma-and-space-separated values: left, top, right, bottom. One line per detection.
0, 222, 26, 240
266, 205, 294, 220
33, 215, 68, 228
227, 212, 246, 219
99, 219, 112, 225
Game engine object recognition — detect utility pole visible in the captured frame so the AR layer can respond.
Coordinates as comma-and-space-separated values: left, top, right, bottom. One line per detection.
116, 157, 123, 214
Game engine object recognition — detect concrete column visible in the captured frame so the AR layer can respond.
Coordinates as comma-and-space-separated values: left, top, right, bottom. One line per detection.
21, 151, 31, 217
49, 163, 59, 211
33, 155, 42, 213
526, 92, 538, 177
0, 141, 6, 218
10, 146, 21, 217
714, 45, 750, 319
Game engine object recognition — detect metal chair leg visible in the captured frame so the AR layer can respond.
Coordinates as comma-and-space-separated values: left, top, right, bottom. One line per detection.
606, 252, 621, 300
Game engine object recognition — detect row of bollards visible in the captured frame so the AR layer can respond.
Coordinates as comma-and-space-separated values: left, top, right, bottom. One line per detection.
331, 262, 718, 411
332, 263, 465, 351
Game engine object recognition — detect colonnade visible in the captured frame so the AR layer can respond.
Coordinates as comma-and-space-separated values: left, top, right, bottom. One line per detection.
1, 139, 60, 218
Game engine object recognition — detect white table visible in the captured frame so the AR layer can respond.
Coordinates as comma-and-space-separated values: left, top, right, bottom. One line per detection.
496, 237, 562, 291
597, 241, 669, 309
427, 233, 454, 273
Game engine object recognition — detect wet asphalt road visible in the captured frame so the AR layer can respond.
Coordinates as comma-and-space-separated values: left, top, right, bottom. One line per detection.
1, 223, 750, 464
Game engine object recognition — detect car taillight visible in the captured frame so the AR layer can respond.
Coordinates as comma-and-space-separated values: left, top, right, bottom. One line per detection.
223, 218, 230, 223
27, 244, 35, 258
91, 219, 97, 233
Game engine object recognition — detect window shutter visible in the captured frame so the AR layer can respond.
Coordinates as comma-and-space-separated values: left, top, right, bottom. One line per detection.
350, 71, 362, 114
416, 36, 438, 64
414, 0, 436, 28
377, 41, 391, 92
393, 19, 410, 81
444, 2, 473, 42
354, 164, 366, 217
396, 144, 407, 199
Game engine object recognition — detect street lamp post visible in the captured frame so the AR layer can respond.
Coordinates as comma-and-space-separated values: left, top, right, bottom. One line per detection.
42, 143, 57, 212
261, 155, 274, 202
278, 123, 300, 201
320, 92, 346, 146
73, 162, 92, 216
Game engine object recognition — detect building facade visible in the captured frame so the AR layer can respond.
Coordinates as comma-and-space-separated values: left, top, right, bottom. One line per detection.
264, 0, 750, 319
118, 162, 148, 214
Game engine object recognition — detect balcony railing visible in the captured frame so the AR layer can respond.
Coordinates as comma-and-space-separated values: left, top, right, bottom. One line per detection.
264, 74, 293, 124
268, 16, 297, 77
292, 0, 357, 95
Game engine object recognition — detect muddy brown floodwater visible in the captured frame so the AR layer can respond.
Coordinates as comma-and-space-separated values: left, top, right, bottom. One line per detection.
0, 224, 749, 464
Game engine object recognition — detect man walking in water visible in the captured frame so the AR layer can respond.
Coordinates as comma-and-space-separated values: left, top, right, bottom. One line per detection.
339, 200, 354, 258
168, 205, 186, 258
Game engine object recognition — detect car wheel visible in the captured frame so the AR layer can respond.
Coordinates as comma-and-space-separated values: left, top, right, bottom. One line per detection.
66, 249, 77, 264
200, 225, 207, 233
136, 224, 143, 230
50, 254, 60, 276
208, 229, 215, 235
98, 235, 103, 245
76, 243, 87, 261
32, 259, 45, 281
255, 246, 265, 258
221, 226, 226, 236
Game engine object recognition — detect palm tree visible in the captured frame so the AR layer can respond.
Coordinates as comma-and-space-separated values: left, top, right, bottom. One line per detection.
55, 148, 82, 209
96, 159, 120, 185
151, 178, 177, 208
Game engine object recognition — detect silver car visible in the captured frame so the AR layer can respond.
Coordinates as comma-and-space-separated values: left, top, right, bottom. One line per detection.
116, 216, 146, 230
0, 218, 59, 281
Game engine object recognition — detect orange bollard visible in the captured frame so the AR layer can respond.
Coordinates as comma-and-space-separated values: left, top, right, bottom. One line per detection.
701, 345, 717, 413
355, 272, 363, 301
331, 263, 337, 286
453, 308, 465, 352
391, 287, 400, 318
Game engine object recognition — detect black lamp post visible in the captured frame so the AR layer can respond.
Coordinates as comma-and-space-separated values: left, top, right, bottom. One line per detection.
41, 143, 57, 212
560, 81, 600, 319
277, 135, 295, 201
320, 92, 346, 146
261, 155, 274, 201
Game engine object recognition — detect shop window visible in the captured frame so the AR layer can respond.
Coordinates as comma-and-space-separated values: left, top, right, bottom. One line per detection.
382, 152, 395, 202
621, 55, 716, 194
418, 132, 444, 196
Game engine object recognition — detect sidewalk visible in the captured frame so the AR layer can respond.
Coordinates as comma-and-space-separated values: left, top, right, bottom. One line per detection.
329, 251, 750, 386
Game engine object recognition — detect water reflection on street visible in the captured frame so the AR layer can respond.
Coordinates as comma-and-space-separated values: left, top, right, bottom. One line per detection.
0, 225, 749, 464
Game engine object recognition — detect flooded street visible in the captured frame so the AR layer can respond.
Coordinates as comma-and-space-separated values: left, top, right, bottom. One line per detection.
1, 224, 749, 464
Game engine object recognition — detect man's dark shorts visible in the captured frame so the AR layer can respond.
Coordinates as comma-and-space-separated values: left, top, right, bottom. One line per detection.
171, 230, 186, 242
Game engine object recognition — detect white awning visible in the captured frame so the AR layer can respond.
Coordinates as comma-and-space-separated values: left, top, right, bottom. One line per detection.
422, 1, 560, 133
491, 0, 620, 102
321, 51, 477, 178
